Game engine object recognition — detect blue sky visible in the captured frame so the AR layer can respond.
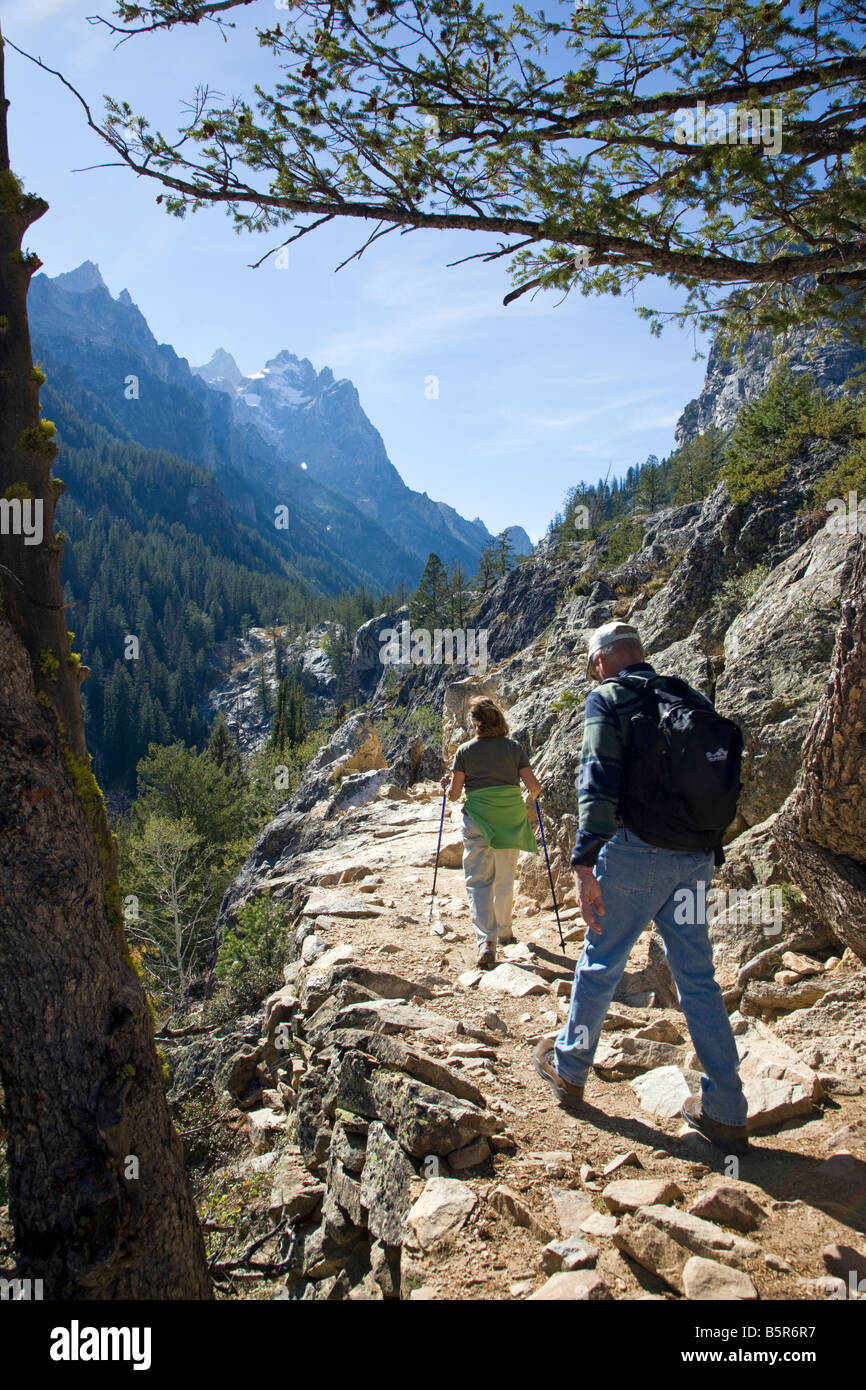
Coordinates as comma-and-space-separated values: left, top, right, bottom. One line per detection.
4, 0, 710, 542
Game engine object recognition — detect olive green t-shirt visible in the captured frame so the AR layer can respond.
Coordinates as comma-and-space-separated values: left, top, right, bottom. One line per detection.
452, 735, 529, 793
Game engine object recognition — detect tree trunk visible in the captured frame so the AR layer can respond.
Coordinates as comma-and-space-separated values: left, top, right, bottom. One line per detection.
772, 537, 866, 962
0, 28, 211, 1298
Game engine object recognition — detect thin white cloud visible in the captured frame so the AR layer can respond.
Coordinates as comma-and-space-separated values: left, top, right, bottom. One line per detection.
495, 388, 668, 435
3, 0, 79, 25
314, 295, 499, 374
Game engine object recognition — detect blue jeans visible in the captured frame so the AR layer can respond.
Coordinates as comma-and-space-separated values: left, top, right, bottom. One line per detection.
554, 829, 747, 1127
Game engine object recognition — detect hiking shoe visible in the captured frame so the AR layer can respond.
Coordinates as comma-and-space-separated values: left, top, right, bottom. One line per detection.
476, 944, 497, 970
533, 1039, 585, 1105
681, 1095, 749, 1156
497, 930, 515, 946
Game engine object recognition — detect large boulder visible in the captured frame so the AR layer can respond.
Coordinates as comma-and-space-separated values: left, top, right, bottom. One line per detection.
325, 768, 393, 818
360, 1122, 418, 1246
293, 712, 387, 814
715, 523, 860, 827
368, 1071, 499, 1158
351, 607, 407, 701
442, 673, 501, 764
166, 1015, 263, 1100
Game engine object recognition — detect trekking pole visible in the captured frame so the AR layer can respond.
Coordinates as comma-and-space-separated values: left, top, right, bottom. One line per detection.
536, 800, 566, 952
428, 788, 447, 923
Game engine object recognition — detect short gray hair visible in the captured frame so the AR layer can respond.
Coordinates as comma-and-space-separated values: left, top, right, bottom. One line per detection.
597, 635, 644, 666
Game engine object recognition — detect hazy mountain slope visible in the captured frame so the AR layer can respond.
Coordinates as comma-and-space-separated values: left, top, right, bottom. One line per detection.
195, 345, 516, 573
29, 266, 423, 594
45, 385, 337, 787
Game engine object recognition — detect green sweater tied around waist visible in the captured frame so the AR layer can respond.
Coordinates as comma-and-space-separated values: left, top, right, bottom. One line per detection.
463, 784, 539, 854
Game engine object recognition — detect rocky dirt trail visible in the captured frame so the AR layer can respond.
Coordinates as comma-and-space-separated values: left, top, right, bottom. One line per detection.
172, 781, 866, 1302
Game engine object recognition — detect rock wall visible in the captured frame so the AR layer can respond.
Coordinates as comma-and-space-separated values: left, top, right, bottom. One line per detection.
675, 321, 866, 446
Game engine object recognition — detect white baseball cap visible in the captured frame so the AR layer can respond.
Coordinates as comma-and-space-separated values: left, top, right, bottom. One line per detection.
585, 622, 643, 679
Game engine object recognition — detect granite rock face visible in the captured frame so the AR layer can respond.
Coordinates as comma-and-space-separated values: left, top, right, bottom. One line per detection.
675, 322, 866, 446
714, 524, 861, 827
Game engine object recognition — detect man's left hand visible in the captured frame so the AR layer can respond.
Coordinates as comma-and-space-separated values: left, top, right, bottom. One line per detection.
575, 867, 605, 935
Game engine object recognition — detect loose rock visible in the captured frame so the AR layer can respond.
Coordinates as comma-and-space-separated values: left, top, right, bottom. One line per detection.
688, 1185, 767, 1233
682, 1255, 759, 1301
549, 1187, 594, 1235
490, 1184, 556, 1243
478, 962, 548, 997
528, 1271, 612, 1300
541, 1234, 599, 1274
403, 1178, 477, 1251
630, 1065, 699, 1119
603, 1179, 684, 1214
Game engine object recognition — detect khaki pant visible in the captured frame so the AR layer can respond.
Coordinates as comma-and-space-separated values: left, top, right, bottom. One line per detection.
462, 813, 520, 950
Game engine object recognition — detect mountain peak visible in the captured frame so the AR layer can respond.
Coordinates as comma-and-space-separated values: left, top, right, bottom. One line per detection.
51, 261, 107, 295
194, 348, 246, 393
266, 350, 312, 377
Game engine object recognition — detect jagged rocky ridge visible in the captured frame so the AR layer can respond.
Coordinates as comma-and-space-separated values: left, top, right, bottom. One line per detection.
28, 261, 529, 592
196, 346, 532, 571
675, 321, 866, 445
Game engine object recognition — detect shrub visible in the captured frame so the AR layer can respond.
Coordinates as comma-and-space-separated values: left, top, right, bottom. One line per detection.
722, 366, 856, 504
551, 689, 583, 715
171, 1085, 243, 1173
810, 435, 866, 510
405, 705, 443, 743
566, 566, 597, 599
39, 648, 60, 680
17, 420, 57, 456
211, 891, 290, 1020
604, 518, 644, 566
713, 564, 771, 610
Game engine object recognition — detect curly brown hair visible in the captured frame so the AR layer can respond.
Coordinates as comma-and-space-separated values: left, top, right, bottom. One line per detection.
469, 697, 508, 738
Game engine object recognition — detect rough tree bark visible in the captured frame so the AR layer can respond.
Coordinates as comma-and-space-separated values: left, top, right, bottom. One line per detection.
772, 537, 866, 962
0, 28, 211, 1298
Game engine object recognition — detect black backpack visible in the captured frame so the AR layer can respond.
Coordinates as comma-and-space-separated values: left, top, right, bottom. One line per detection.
610, 673, 743, 860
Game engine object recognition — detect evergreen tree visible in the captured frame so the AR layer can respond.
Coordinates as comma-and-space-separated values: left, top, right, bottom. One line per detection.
322, 622, 351, 701
207, 709, 241, 778
0, 40, 211, 1295
272, 677, 308, 750
98, 3, 866, 342
671, 426, 726, 504
475, 545, 497, 592
254, 656, 271, 716
272, 677, 290, 752
130, 741, 246, 849
493, 530, 516, 577
636, 454, 664, 513
447, 564, 468, 627
289, 682, 307, 746
411, 552, 448, 626
272, 625, 287, 682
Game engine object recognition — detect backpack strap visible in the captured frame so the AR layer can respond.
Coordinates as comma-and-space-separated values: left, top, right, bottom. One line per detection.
608, 673, 692, 702
603, 672, 658, 694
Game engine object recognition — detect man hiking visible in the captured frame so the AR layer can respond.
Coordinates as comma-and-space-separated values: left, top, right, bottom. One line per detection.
534, 621, 749, 1155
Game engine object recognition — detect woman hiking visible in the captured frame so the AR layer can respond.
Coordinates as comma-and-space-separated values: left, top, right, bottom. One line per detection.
441, 697, 542, 970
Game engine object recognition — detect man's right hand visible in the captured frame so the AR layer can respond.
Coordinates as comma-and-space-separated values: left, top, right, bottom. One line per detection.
575, 867, 605, 935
